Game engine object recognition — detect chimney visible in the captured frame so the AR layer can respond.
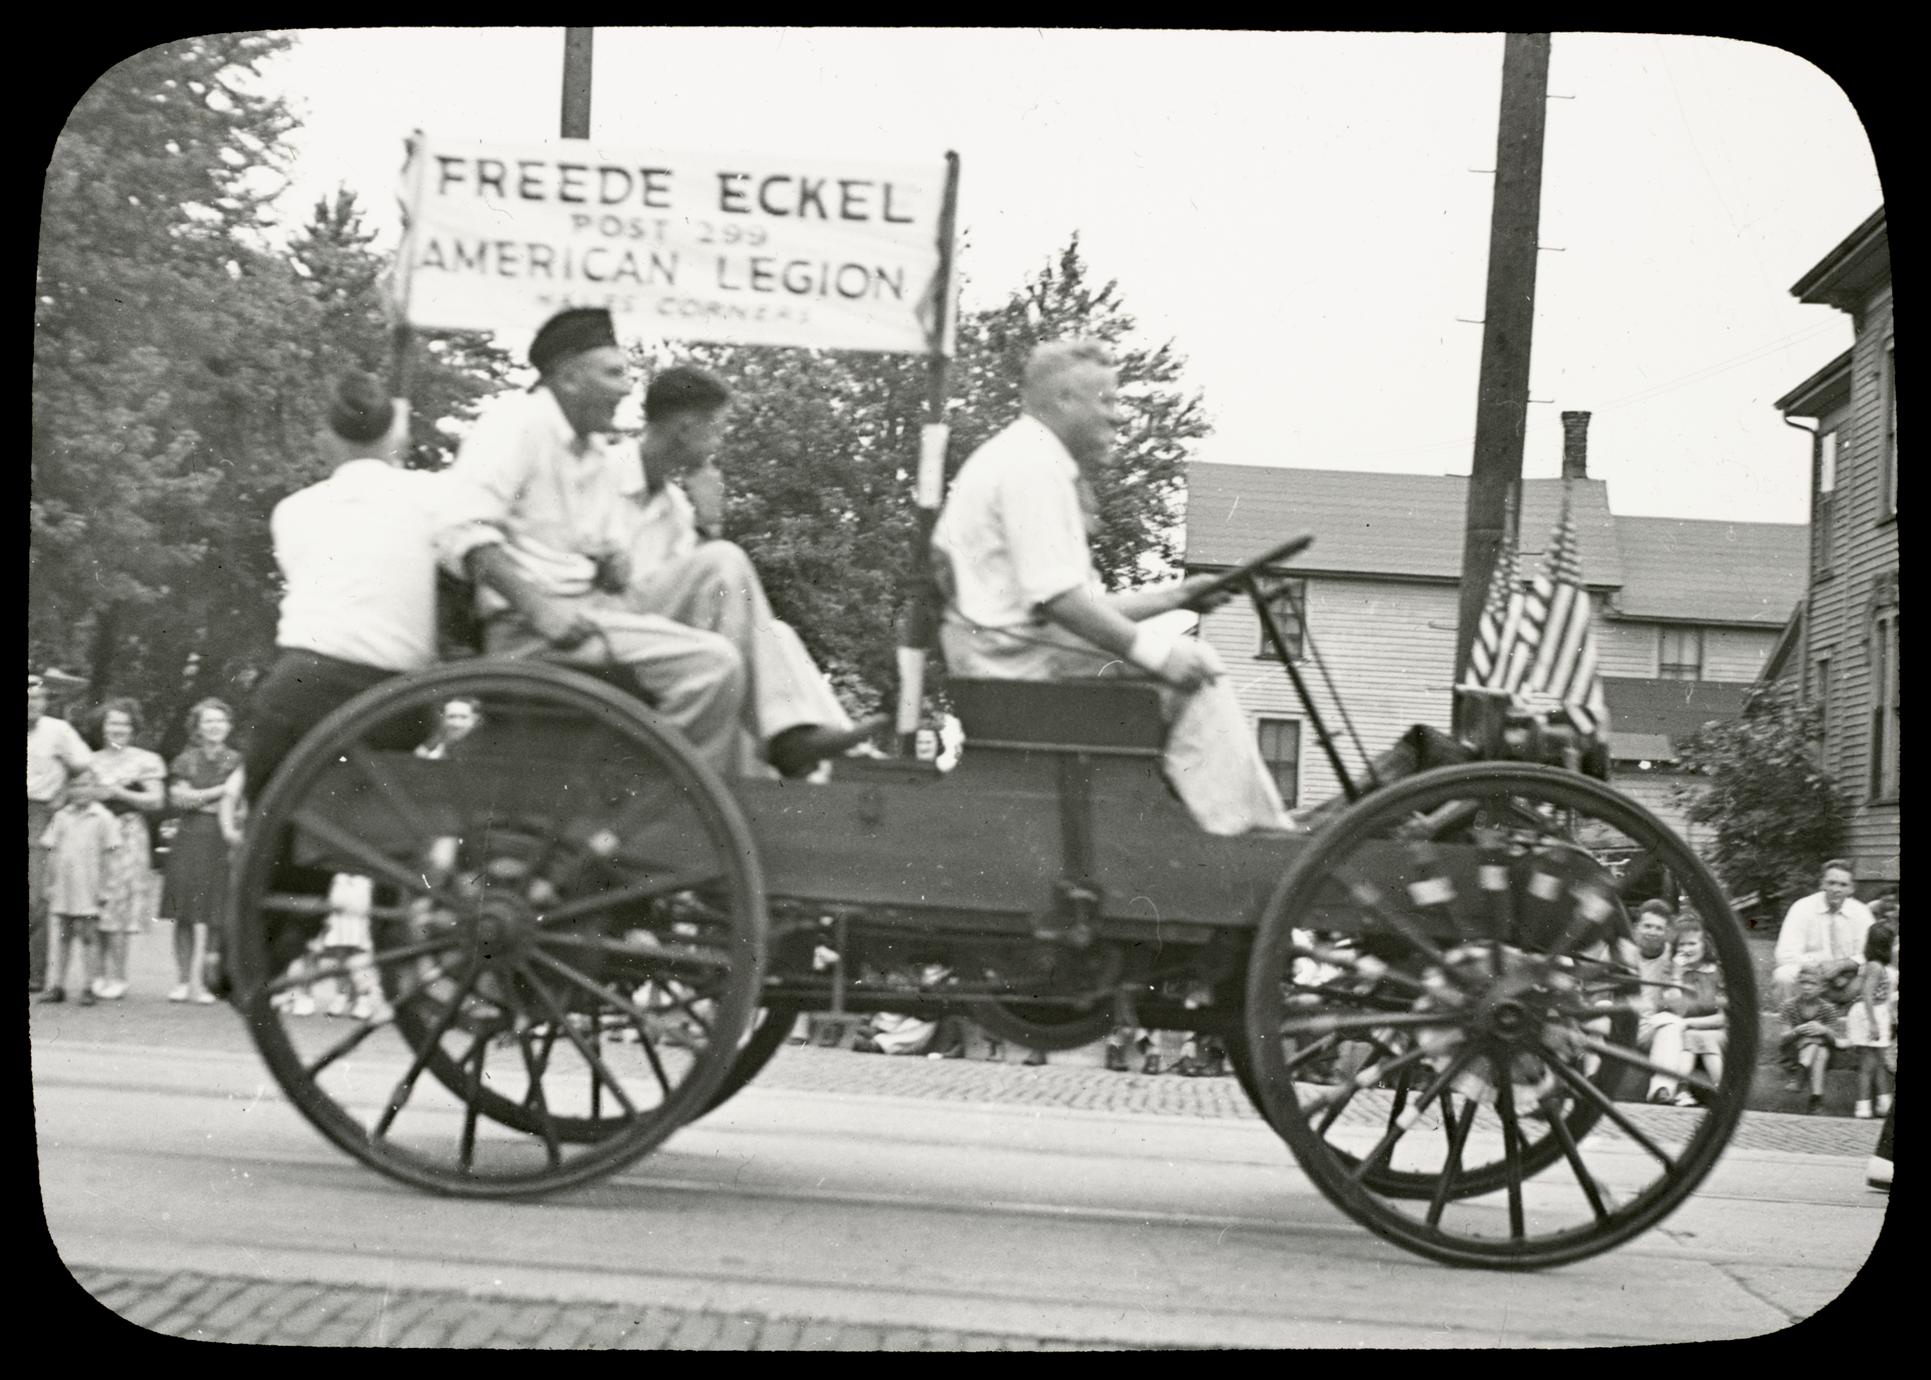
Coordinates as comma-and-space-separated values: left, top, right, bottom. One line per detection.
1560, 410, 1592, 480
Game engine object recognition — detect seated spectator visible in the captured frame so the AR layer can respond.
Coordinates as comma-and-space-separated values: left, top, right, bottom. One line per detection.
1661, 919, 1727, 1106
1846, 925, 1895, 1119
1779, 962, 1845, 1114
415, 697, 484, 760
1625, 900, 1688, 1104
1771, 860, 1872, 1003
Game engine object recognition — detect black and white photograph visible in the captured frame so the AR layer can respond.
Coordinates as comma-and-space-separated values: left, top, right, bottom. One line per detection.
31, 28, 1895, 1349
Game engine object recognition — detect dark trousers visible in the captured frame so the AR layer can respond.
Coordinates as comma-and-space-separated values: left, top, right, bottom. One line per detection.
28, 799, 52, 988
1875, 1098, 1894, 1163
243, 649, 401, 797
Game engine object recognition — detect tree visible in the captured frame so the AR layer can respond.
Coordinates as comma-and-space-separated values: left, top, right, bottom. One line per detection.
34, 37, 515, 744
662, 234, 1211, 709
1673, 685, 1851, 919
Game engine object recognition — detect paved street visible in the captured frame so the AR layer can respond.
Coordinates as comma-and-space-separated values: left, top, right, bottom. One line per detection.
32, 925, 1893, 1350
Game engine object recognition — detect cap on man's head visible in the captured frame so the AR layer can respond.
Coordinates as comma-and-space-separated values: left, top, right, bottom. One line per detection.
32, 668, 87, 694
530, 308, 619, 374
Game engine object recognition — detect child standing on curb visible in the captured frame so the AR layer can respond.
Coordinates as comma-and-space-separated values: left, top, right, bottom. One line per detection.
36, 778, 120, 1006
1846, 926, 1896, 1119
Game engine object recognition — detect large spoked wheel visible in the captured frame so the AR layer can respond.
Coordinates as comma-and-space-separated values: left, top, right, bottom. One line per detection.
228, 662, 767, 1197
1244, 763, 1755, 1269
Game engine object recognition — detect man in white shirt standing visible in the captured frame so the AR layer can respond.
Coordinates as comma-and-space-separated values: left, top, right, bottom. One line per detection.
28, 671, 93, 991
1772, 858, 1873, 1001
932, 340, 1290, 836
438, 308, 747, 780
615, 365, 880, 778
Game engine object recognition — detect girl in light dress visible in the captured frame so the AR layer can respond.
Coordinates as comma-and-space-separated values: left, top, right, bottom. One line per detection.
1847, 925, 1896, 1119
86, 699, 167, 999
1661, 920, 1728, 1106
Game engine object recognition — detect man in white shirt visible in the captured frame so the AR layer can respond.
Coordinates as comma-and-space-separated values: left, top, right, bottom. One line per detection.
1772, 859, 1873, 1001
28, 672, 93, 991
615, 365, 879, 778
243, 372, 463, 796
932, 340, 1290, 836
438, 308, 746, 780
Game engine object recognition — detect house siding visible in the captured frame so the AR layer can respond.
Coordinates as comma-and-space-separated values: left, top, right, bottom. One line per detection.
1790, 256, 1897, 886
1595, 620, 1657, 677
1204, 577, 1458, 807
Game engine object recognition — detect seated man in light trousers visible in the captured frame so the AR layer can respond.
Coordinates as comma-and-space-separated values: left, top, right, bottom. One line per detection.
613, 365, 880, 779
932, 340, 1290, 836
438, 308, 747, 779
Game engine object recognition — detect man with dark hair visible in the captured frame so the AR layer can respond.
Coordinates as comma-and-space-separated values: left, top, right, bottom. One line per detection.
439, 310, 748, 779
1625, 898, 1689, 1104
1772, 858, 1873, 1002
614, 363, 879, 779
28, 671, 93, 991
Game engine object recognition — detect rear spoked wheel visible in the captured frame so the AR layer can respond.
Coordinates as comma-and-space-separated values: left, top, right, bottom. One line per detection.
1244, 764, 1755, 1268
228, 662, 767, 1196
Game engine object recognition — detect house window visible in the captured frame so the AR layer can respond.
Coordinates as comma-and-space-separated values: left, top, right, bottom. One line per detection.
1816, 430, 1838, 573
1658, 627, 1704, 681
1256, 717, 1301, 807
1870, 608, 1899, 800
1255, 577, 1306, 660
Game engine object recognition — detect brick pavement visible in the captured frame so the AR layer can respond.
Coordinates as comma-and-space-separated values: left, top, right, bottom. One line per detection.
66, 1267, 1136, 1350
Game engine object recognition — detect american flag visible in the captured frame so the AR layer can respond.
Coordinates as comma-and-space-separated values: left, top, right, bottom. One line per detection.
1468, 533, 1527, 688
1515, 491, 1610, 739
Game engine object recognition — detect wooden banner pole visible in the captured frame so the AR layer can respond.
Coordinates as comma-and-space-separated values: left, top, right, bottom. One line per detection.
894, 151, 962, 756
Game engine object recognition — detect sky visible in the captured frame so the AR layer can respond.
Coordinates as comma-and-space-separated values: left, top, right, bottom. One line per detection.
240, 28, 1883, 526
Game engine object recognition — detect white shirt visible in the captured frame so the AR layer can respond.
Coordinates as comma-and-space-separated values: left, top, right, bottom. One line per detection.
27, 715, 92, 802
272, 459, 451, 672
931, 414, 1100, 628
1773, 890, 1875, 975
613, 443, 702, 574
438, 389, 632, 616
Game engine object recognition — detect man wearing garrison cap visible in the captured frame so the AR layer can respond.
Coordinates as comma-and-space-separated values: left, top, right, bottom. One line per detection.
438, 307, 747, 778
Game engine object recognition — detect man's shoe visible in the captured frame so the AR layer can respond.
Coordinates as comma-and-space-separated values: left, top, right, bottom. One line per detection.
767, 717, 889, 779
77, 989, 96, 1007
1867, 1155, 1893, 1191
37, 987, 65, 1004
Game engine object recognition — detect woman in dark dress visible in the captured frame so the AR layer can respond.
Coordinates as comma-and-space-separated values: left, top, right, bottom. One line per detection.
161, 699, 241, 1003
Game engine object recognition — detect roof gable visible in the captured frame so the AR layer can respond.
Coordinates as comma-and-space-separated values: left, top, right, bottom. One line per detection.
1608, 517, 1808, 626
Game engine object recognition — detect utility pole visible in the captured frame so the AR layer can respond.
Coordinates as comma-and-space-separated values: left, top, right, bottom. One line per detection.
561, 27, 594, 138
1453, 32, 1551, 717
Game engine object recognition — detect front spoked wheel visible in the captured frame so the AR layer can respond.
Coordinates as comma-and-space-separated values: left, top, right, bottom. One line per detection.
1244, 764, 1755, 1269
228, 662, 767, 1196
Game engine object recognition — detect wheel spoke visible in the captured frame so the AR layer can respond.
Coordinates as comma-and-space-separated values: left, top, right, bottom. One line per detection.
537, 871, 732, 928
537, 928, 734, 976
291, 808, 471, 913
1401, 842, 1476, 944
515, 961, 641, 1119
373, 962, 484, 1140
1307, 1042, 1432, 1113
1570, 1032, 1720, 1098
457, 1030, 489, 1173
1542, 1094, 1613, 1225
515, 1029, 565, 1168
1425, 1092, 1481, 1227
346, 745, 444, 856
1286, 941, 1430, 995
637, 979, 717, 1041
263, 934, 456, 998
1494, 1055, 1526, 1241
1346, 1044, 1478, 1183
304, 961, 453, 1078
1538, 1042, 1680, 1172
1315, 1034, 1403, 1135
1329, 863, 1471, 990
1278, 1008, 1466, 1040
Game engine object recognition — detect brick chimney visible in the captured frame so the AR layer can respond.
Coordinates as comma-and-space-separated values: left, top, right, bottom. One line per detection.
1560, 411, 1592, 480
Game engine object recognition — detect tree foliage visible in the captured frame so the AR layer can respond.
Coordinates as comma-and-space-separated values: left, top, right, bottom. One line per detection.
1674, 685, 1851, 916
33, 35, 512, 748
663, 235, 1211, 708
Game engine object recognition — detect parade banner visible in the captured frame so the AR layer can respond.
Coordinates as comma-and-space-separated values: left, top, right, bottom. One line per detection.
396, 134, 955, 355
